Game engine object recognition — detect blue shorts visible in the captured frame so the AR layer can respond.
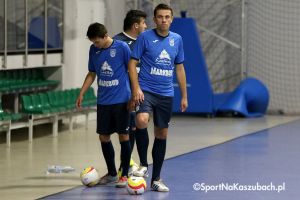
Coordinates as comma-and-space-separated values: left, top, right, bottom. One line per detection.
97, 103, 129, 135
137, 91, 173, 128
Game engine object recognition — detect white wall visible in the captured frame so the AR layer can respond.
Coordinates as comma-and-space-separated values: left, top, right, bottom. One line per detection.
63, 0, 128, 90
104, 0, 126, 36
63, 0, 106, 90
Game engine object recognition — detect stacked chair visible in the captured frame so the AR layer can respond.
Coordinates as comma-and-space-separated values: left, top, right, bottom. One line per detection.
19, 87, 96, 143
0, 69, 59, 93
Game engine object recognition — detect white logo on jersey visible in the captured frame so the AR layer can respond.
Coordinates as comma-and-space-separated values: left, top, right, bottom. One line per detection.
169, 38, 174, 46
155, 49, 171, 66
110, 49, 116, 57
150, 67, 173, 77
98, 79, 119, 87
100, 61, 114, 77
128, 41, 133, 45
153, 40, 159, 43
96, 50, 101, 54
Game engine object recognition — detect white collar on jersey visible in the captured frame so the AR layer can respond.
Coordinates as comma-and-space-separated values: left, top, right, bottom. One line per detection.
123, 32, 137, 40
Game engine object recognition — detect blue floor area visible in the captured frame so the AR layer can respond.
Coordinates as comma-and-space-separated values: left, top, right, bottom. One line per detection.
40, 120, 300, 200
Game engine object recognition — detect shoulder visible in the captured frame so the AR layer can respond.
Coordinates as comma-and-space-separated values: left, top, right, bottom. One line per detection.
113, 40, 130, 51
89, 44, 98, 54
113, 32, 125, 40
138, 29, 154, 39
169, 31, 182, 40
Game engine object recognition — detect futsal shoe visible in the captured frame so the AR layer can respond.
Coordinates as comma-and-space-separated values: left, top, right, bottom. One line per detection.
128, 162, 139, 176
133, 166, 149, 178
151, 179, 169, 192
98, 173, 118, 185
115, 176, 128, 188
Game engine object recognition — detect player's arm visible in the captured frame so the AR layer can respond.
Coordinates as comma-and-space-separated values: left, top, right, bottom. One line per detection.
175, 63, 188, 112
76, 72, 96, 108
128, 58, 144, 104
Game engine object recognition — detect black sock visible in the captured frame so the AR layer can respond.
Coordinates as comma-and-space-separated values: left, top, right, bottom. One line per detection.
135, 128, 149, 167
129, 129, 136, 153
120, 140, 131, 177
101, 141, 117, 176
151, 138, 166, 183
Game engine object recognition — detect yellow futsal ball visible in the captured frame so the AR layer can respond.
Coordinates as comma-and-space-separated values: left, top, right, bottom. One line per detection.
126, 176, 147, 195
80, 167, 100, 187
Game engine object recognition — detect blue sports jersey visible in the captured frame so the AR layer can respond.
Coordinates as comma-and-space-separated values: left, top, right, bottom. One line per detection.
131, 29, 184, 96
113, 32, 136, 51
113, 32, 141, 73
88, 40, 131, 105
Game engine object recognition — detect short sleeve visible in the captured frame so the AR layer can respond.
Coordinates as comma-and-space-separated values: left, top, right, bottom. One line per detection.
88, 45, 96, 72
174, 36, 184, 64
122, 42, 131, 69
131, 33, 145, 60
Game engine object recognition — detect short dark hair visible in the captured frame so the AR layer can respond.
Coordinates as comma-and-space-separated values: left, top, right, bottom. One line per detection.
123, 10, 147, 31
86, 22, 107, 39
154, 3, 173, 17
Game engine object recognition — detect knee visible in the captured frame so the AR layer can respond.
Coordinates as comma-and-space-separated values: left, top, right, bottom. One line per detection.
99, 134, 110, 143
136, 115, 149, 129
155, 128, 168, 139
119, 134, 129, 142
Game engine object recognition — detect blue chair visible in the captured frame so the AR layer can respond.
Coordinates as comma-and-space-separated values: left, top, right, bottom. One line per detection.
216, 77, 269, 117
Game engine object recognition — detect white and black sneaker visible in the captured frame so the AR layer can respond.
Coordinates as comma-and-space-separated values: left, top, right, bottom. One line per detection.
132, 166, 149, 178
151, 179, 169, 192
98, 173, 118, 185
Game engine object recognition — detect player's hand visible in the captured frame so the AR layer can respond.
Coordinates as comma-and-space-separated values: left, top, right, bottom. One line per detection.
76, 95, 83, 109
127, 99, 136, 112
133, 88, 144, 105
181, 97, 188, 112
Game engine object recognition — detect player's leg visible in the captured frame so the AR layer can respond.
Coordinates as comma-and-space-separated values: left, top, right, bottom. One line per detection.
151, 95, 173, 192
97, 105, 118, 185
129, 112, 137, 152
115, 103, 131, 188
127, 112, 139, 175
134, 112, 150, 177
118, 112, 138, 178
133, 91, 152, 177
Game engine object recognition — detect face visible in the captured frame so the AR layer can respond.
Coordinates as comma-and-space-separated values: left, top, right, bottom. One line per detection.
153, 9, 173, 32
90, 36, 106, 48
136, 17, 147, 34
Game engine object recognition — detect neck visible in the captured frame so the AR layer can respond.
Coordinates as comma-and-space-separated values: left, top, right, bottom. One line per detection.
124, 30, 138, 39
103, 37, 113, 48
155, 28, 169, 37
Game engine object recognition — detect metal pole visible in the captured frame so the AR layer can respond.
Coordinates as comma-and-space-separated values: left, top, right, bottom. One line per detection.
241, 0, 247, 79
133, 0, 138, 9
197, 24, 241, 49
61, 0, 64, 63
24, 0, 28, 67
44, 0, 48, 66
3, 0, 8, 68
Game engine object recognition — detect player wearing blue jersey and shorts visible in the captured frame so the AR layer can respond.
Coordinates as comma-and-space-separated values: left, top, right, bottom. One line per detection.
76, 23, 131, 188
128, 4, 188, 192
113, 10, 147, 177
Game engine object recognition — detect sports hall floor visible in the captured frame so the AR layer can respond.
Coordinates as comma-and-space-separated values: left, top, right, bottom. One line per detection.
0, 115, 299, 200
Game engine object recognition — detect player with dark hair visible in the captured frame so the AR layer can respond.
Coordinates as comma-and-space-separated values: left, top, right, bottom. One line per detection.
114, 10, 148, 177
128, 4, 188, 192
76, 22, 131, 188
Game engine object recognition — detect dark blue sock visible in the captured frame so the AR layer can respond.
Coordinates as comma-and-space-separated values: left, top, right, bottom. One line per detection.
129, 129, 135, 153
151, 138, 166, 183
101, 141, 117, 176
120, 140, 131, 177
135, 128, 149, 167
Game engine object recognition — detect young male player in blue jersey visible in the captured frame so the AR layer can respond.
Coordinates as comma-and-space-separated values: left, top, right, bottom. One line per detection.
76, 23, 131, 188
128, 4, 188, 192
113, 10, 147, 177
